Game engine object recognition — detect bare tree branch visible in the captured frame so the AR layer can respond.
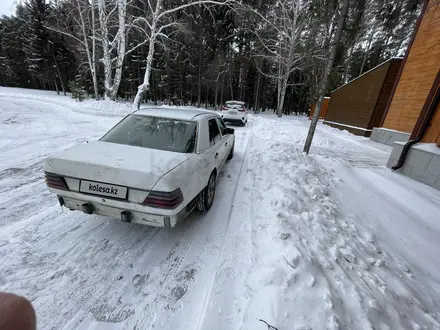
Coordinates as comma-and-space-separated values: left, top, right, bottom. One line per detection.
46, 26, 86, 46
157, 0, 233, 21
156, 21, 182, 36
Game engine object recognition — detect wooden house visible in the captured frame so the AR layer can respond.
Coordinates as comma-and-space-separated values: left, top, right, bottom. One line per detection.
378, 0, 440, 190
378, 0, 440, 145
323, 58, 403, 136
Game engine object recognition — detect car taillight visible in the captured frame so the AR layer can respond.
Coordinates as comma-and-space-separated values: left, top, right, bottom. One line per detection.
239, 106, 245, 112
142, 188, 184, 209
44, 172, 69, 190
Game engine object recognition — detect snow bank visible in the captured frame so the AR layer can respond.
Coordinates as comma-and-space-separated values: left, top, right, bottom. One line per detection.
203, 115, 440, 330
0, 87, 132, 117
75, 99, 133, 117
0, 87, 221, 118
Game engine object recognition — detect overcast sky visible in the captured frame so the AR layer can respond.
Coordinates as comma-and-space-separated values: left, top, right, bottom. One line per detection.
0, 0, 16, 16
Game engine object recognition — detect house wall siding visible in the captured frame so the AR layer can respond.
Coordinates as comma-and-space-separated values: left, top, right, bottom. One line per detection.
324, 61, 391, 130
369, 60, 403, 129
383, 0, 440, 133
422, 102, 440, 144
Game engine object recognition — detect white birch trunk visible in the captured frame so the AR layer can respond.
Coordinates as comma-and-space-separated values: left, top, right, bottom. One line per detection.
132, 0, 164, 109
277, 75, 289, 117
91, 0, 98, 100
133, 34, 156, 109
110, 0, 127, 100
97, 0, 112, 99
131, 0, 232, 109
276, 61, 283, 116
76, 0, 99, 100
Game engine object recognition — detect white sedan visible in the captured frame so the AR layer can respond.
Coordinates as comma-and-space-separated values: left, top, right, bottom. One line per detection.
43, 107, 235, 227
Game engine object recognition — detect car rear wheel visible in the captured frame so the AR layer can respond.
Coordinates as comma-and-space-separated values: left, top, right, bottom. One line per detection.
197, 171, 216, 212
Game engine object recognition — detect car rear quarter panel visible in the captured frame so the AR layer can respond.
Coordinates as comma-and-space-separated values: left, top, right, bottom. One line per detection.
157, 153, 211, 205
158, 115, 223, 205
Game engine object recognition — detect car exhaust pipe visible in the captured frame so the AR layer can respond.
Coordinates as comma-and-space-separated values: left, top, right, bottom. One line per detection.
82, 203, 94, 215
57, 196, 64, 207
121, 210, 132, 223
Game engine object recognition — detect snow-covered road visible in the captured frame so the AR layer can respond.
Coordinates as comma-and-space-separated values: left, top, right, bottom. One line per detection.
1, 93, 440, 330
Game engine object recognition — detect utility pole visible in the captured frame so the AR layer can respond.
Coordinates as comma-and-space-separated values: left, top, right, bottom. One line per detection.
303, 0, 350, 154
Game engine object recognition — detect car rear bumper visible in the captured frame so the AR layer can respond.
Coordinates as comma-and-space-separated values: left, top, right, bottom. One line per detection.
221, 115, 246, 124
55, 191, 192, 227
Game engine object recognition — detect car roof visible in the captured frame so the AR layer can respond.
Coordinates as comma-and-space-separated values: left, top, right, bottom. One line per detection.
225, 100, 245, 104
133, 107, 219, 121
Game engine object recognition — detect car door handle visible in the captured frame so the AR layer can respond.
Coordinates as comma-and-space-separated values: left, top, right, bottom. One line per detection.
215, 153, 219, 159
225, 142, 228, 146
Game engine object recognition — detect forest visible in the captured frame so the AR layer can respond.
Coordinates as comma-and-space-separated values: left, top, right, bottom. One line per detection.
0, 0, 421, 114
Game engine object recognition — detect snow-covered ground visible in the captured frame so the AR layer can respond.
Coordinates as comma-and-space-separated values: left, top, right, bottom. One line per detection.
0, 88, 440, 330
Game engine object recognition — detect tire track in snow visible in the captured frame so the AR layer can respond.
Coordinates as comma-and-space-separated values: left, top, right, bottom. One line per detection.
127, 215, 204, 330
0, 100, 33, 153
16, 218, 162, 329
43, 219, 108, 254
137, 126, 253, 330
126, 127, 253, 329
33, 224, 162, 329
194, 120, 254, 330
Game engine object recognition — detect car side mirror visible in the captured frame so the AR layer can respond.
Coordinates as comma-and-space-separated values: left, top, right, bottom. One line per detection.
226, 128, 234, 135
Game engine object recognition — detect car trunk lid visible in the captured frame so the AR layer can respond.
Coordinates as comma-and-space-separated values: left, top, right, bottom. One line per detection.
45, 141, 193, 191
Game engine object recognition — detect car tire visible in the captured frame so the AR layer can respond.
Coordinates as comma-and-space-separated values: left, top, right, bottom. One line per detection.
197, 171, 216, 212
241, 121, 245, 127
227, 143, 234, 160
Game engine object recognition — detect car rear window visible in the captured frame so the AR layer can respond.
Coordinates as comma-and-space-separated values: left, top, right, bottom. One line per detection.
226, 101, 244, 106
100, 114, 197, 153
226, 102, 245, 111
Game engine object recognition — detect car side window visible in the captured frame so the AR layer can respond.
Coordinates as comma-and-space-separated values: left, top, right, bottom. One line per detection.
215, 118, 227, 136
208, 119, 221, 147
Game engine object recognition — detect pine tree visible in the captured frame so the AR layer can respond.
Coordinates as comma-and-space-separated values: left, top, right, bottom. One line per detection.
0, 0, 423, 111
22, 0, 51, 88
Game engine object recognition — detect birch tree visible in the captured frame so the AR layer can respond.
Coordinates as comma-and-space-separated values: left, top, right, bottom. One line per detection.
132, 0, 233, 109
47, 0, 99, 100
248, 0, 315, 117
97, 0, 128, 100
52, 0, 149, 100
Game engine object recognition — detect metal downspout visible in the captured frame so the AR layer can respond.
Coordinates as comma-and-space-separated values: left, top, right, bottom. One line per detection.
392, 72, 440, 170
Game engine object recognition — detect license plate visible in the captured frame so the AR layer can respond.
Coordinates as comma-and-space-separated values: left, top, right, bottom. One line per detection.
79, 180, 127, 199
228, 110, 238, 115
